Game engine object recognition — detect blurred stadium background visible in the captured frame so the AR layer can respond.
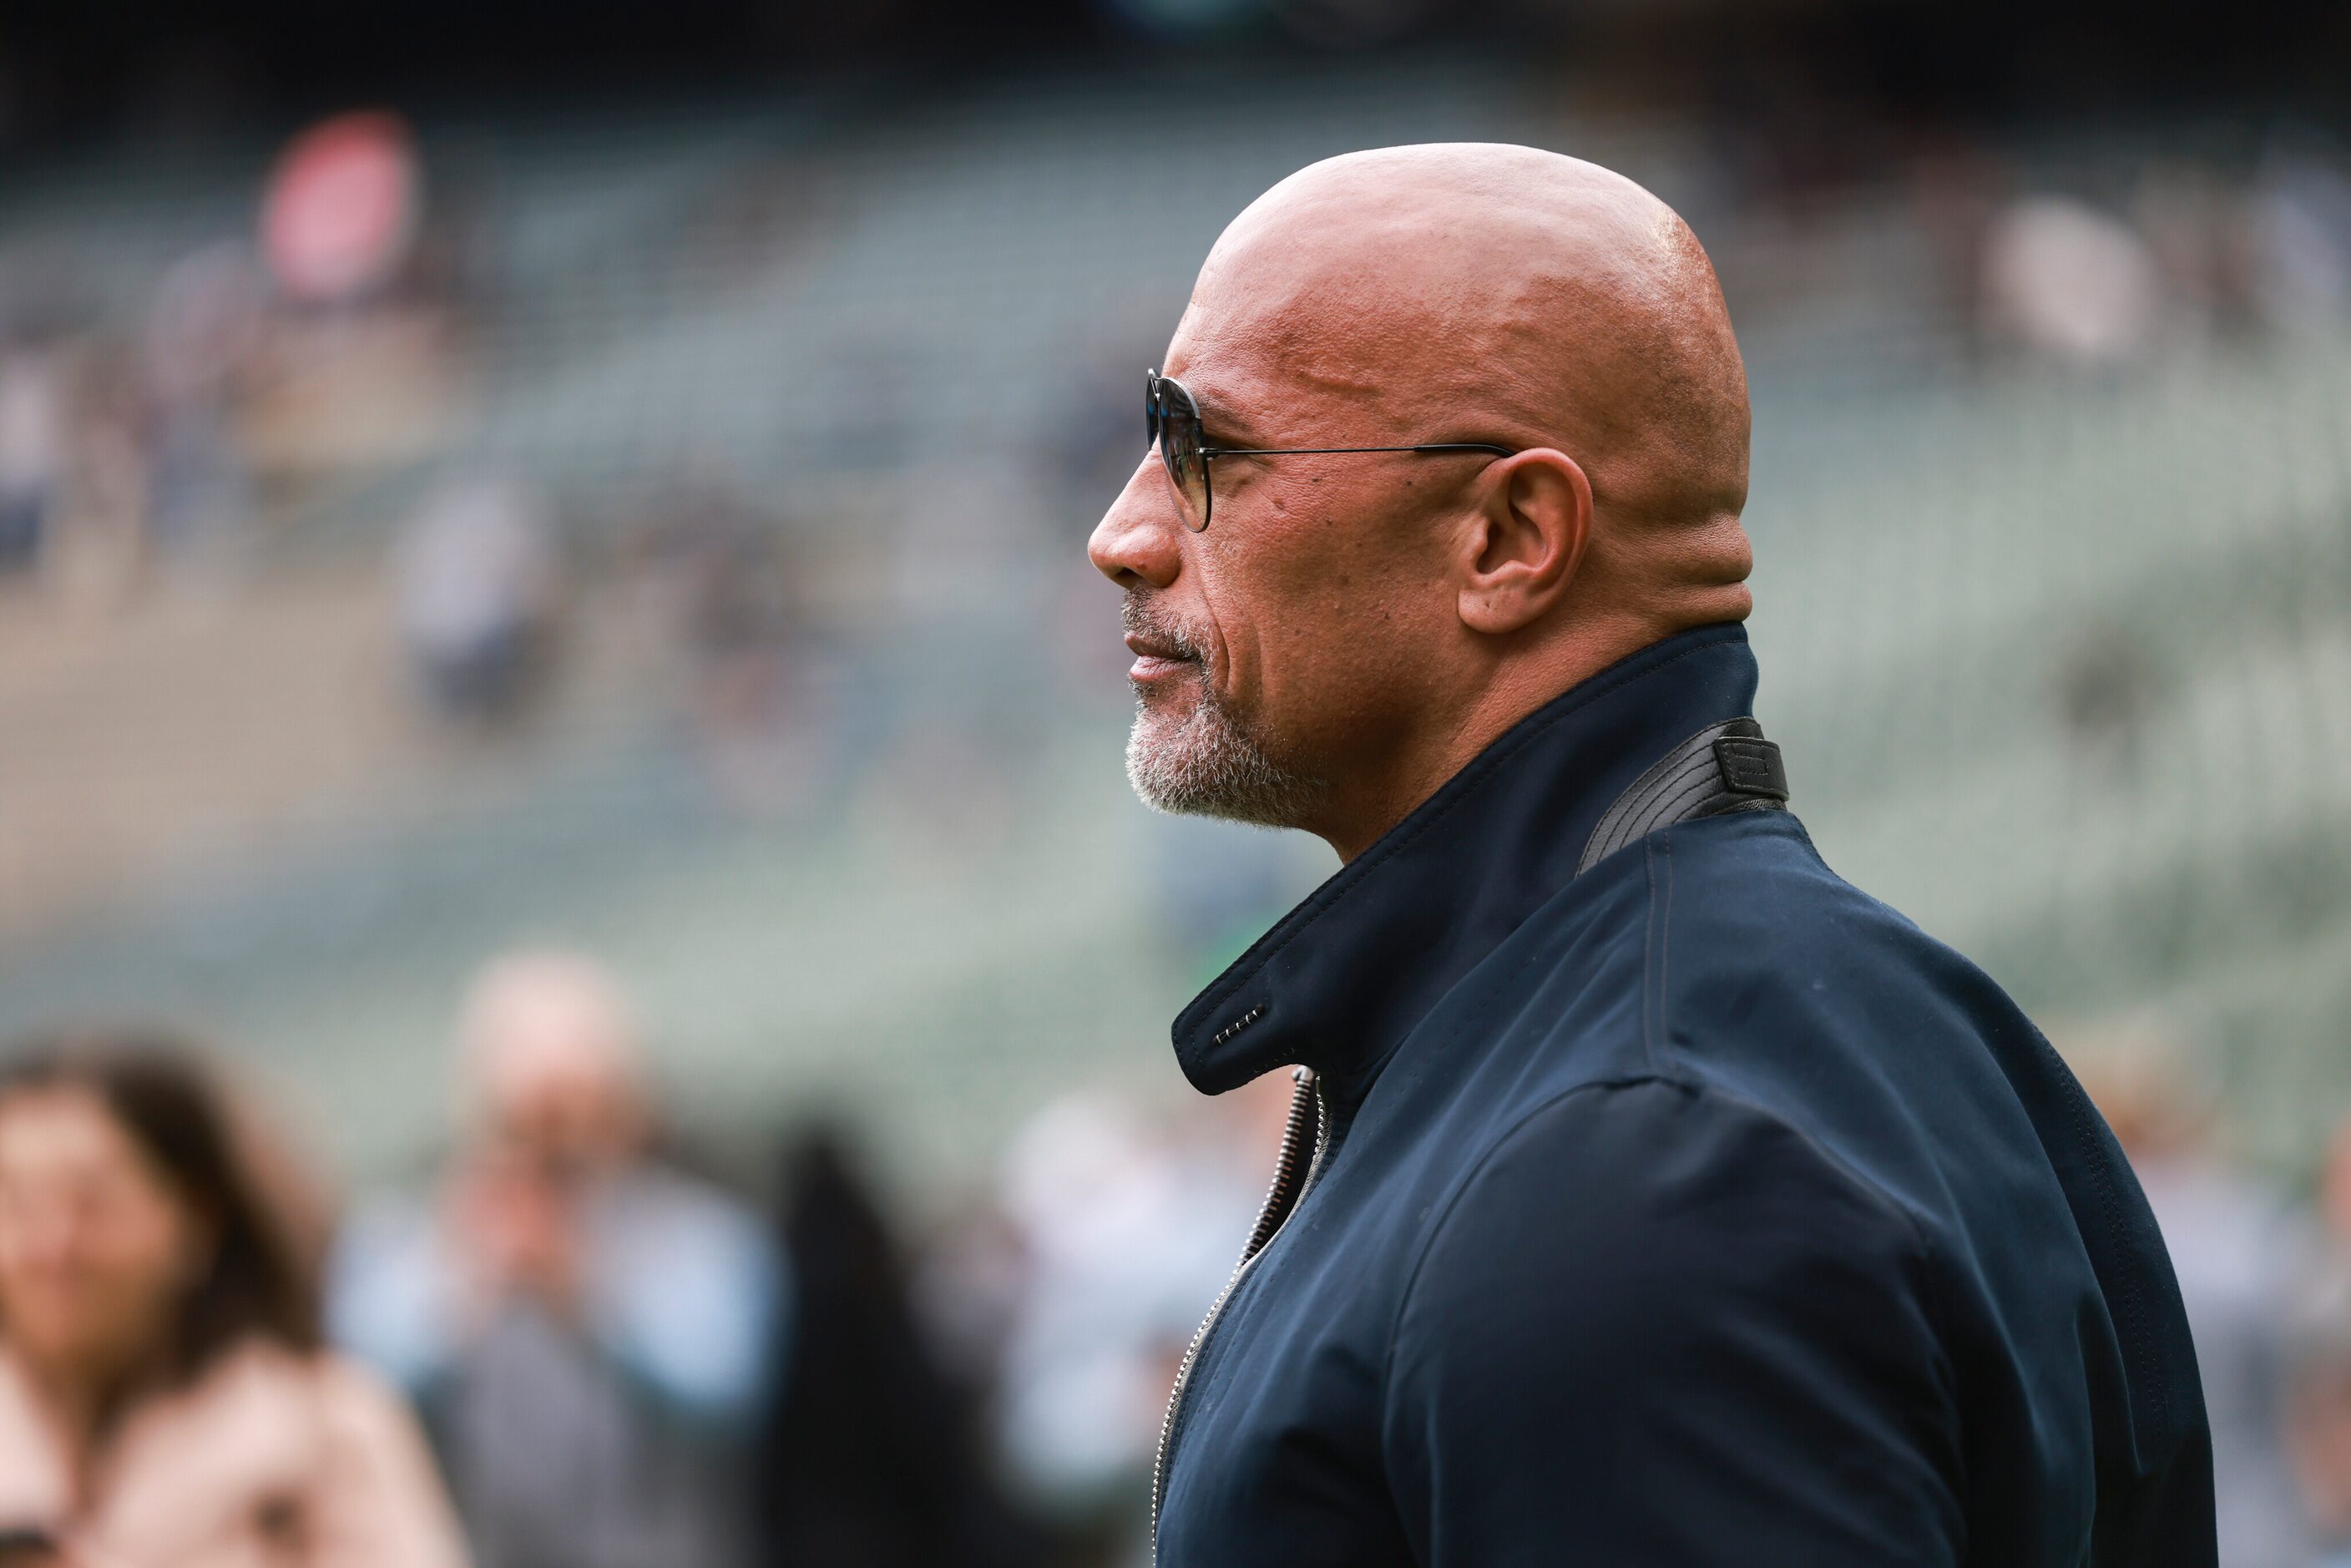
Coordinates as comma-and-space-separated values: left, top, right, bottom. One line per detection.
4, 13, 2346, 1189
2, 1, 2349, 1560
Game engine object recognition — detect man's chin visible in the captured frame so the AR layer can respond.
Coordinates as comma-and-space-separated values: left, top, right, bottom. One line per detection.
1123, 699, 1322, 829
1129, 668, 1209, 735
1125, 710, 1197, 788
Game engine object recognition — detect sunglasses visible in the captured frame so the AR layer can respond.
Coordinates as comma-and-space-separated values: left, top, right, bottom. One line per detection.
1145, 369, 1519, 532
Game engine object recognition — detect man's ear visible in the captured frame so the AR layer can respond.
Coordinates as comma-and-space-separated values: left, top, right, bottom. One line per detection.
1455, 450, 1592, 635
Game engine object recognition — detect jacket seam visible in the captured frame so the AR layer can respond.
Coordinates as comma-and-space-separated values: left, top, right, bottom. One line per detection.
1350, 812, 1760, 1104
1383, 1075, 1674, 1401
1643, 882, 1967, 1383
1378, 1074, 1956, 1427
1176, 628, 1747, 1036
1651, 836, 1675, 1079
1637, 841, 1660, 1076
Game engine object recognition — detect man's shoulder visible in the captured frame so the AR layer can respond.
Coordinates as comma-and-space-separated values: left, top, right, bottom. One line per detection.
1653, 808, 1961, 977
1508, 807, 2027, 1088
1605, 807, 2032, 1065
1484, 805, 2063, 1253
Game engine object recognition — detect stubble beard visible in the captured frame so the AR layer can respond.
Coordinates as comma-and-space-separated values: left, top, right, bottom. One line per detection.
1122, 600, 1327, 831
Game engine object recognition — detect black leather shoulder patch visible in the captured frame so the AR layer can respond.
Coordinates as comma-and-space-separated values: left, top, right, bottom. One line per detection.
1712, 736, 1789, 801
1577, 718, 1791, 875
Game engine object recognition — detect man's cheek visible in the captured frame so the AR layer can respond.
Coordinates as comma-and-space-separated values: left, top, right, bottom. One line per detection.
1200, 611, 1253, 706
1205, 535, 1320, 708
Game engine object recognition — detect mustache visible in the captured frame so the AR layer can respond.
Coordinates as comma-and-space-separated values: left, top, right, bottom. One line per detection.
1121, 594, 1207, 662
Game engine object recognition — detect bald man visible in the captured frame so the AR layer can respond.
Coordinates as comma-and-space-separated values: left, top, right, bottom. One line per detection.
1089, 146, 2212, 1567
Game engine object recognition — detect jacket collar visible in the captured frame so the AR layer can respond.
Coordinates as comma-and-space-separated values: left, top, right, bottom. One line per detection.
1172, 623, 1762, 1097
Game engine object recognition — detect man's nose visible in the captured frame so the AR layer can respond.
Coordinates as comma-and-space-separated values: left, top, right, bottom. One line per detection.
1088, 456, 1183, 590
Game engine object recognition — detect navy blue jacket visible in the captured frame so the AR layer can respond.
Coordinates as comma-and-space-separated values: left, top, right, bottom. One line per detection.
1155, 624, 2213, 1567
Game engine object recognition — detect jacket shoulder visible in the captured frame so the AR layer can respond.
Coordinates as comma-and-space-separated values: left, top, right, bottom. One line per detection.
1640, 809, 2035, 1069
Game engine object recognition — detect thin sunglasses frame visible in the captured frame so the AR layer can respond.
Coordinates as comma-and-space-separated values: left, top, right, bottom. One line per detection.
1147, 369, 1518, 531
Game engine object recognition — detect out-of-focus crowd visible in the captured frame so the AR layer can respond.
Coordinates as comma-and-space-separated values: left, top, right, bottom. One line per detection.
8, 961, 2351, 1568
2073, 1037, 2351, 1568
0, 952, 1305, 1568
6, 77, 2351, 1568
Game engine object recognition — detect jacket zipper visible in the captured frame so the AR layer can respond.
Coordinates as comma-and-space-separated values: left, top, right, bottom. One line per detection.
1149, 1063, 1329, 1563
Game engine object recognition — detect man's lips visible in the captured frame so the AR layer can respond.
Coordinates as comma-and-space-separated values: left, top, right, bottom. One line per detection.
1124, 630, 1201, 684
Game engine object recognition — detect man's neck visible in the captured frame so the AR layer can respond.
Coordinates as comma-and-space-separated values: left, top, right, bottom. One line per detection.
1313, 632, 1665, 862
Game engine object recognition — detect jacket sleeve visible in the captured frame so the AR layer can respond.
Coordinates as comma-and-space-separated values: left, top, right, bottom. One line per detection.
1380, 1077, 1965, 1567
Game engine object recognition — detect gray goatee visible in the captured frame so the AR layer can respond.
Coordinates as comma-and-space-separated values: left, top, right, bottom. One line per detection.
1122, 597, 1326, 829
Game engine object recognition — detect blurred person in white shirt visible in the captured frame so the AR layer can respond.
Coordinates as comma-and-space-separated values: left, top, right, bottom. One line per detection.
393, 477, 561, 726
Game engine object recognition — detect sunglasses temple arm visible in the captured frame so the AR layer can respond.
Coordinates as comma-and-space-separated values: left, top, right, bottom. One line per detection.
1203, 444, 1518, 458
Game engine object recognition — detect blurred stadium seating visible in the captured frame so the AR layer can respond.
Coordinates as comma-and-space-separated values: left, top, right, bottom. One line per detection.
0, 55, 2344, 1200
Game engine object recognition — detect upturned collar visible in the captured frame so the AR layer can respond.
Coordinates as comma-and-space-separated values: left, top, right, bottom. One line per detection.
1171, 624, 1762, 1097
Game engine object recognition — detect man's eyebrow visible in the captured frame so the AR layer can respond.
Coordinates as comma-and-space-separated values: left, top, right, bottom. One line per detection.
1186, 385, 1272, 448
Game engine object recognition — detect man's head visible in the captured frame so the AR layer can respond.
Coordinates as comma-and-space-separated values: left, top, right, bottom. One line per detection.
1090, 144, 1754, 860
458, 949, 649, 1175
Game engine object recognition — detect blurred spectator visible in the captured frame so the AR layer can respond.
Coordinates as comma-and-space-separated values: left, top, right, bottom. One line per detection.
260, 114, 422, 310
634, 469, 822, 817
1979, 195, 2162, 366
2318, 1119, 2351, 1252
2247, 140, 2351, 333
142, 244, 264, 565
49, 346, 152, 608
330, 952, 785, 1568
2133, 161, 2261, 344
756, 1122, 1047, 1568
393, 476, 563, 726
1905, 134, 2005, 344
2292, 1120, 2351, 1561
2076, 1029, 2306, 1568
2288, 1247, 2351, 1567
0, 1029, 465, 1568
913, 1197, 1029, 1406
0, 333, 68, 574
2055, 623, 2162, 775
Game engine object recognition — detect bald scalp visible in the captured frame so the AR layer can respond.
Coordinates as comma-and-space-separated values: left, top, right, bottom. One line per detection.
1182, 144, 1752, 624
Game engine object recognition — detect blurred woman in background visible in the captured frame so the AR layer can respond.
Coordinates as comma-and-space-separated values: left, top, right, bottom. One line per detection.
0, 1030, 466, 1568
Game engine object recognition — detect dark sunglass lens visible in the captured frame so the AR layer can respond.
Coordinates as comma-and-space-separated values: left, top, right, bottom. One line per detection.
1157, 377, 1211, 530
1145, 371, 1161, 453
